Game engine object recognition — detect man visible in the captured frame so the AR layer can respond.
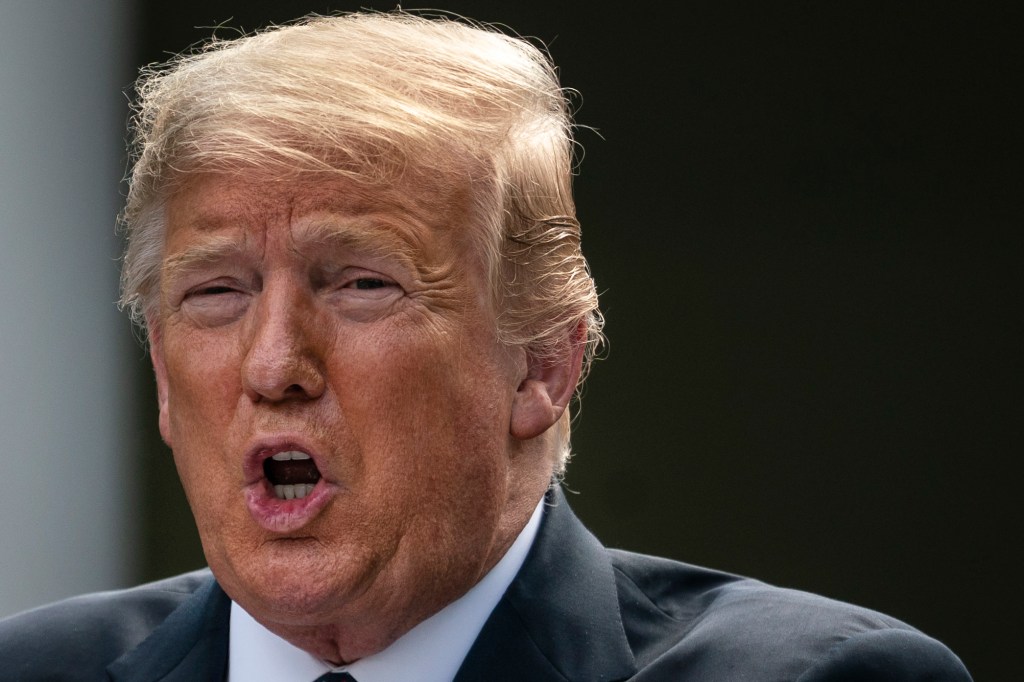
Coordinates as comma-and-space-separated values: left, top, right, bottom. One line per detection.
0, 12, 971, 681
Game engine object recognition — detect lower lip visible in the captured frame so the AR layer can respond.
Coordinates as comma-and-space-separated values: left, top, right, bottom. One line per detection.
244, 479, 337, 533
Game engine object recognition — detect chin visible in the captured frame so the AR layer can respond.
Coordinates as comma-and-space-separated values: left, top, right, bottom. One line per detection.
214, 537, 381, 626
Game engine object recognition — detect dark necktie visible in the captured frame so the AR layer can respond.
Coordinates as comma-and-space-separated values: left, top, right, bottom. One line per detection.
313, 673, 357, 682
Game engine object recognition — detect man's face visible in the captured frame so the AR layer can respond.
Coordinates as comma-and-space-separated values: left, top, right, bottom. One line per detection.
150, 170, 552, 656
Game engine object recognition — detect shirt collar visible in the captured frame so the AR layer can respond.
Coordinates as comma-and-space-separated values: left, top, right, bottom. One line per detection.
228, 499, 544, 682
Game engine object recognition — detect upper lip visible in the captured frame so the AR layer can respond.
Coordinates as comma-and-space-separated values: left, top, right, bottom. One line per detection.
243, 434, 326, 485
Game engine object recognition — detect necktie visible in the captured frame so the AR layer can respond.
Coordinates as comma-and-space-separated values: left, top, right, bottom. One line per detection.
313, 674, 357, 682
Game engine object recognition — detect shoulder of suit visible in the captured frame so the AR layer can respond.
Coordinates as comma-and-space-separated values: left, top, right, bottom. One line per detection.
607, 547, 909, 629
604, 549, 972, 680
0, 568, 215, 681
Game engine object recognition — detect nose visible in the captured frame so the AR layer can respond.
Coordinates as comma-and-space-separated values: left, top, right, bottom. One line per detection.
241, 282, 326, 403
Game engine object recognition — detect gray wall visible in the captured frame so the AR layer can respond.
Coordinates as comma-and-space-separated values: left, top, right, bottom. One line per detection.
0, 0, 138, 616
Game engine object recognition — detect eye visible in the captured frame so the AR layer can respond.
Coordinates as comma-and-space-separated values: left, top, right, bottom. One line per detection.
194, 284, 238, 296
186, 282, 246, 300
352, 278, 388, 290
180, 280, 250, 326
319, 266, 403, 311
335, 271, 399, 294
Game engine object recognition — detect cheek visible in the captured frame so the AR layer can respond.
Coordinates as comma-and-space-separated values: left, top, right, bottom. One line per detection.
334, 326, 514, 479
162, 332, 243, 498
165, 331, 240, 419
369, 326, 508, 414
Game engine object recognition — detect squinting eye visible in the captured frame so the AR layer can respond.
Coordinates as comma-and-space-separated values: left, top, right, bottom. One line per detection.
353, 278, 388, 290
196, 285, 237, 295
178, 281, 249, 327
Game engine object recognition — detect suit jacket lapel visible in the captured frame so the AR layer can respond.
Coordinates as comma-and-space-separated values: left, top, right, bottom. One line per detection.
455, 488, 637, 682
107, 577, 230, 682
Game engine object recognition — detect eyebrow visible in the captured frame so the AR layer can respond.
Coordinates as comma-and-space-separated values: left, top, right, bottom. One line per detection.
161, 215, 425, 288
295, 215, 421, 270
162, 236, 249, 286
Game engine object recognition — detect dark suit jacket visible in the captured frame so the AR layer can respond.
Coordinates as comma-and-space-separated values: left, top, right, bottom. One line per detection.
0, 489, 972, 681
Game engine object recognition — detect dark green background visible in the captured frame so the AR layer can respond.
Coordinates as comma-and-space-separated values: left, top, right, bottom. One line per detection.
128, 3, 1020, 680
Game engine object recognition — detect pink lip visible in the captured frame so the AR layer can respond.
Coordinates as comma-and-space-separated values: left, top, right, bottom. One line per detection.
242, 435, 339, 534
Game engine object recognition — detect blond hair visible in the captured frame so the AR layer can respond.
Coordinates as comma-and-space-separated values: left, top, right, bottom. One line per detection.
120, 12, 604, 470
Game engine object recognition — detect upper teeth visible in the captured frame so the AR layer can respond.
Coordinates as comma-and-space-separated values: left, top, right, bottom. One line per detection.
271, 451, 311, 461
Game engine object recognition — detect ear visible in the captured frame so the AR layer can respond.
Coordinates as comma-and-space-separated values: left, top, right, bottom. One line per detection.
510, 321, 586, 441
147, 319, 173, 448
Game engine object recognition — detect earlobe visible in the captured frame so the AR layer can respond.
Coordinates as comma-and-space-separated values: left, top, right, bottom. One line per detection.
510, 321, 586, 441
147, 322, 173, 448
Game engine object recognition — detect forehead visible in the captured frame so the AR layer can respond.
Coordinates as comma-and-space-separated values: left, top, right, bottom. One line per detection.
163, 170, 479, 258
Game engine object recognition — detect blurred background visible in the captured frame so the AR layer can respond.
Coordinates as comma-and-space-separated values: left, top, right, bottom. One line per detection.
1, 2, 1018, 679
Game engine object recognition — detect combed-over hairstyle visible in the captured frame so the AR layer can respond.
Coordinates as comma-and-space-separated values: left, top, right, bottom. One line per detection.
120, 12, 603, 470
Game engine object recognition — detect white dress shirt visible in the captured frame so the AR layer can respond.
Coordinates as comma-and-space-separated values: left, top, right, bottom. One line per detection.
227, 500, 544, 682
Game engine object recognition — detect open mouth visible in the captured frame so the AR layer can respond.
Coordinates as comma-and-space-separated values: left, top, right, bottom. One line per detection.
262, 451, 322, 500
